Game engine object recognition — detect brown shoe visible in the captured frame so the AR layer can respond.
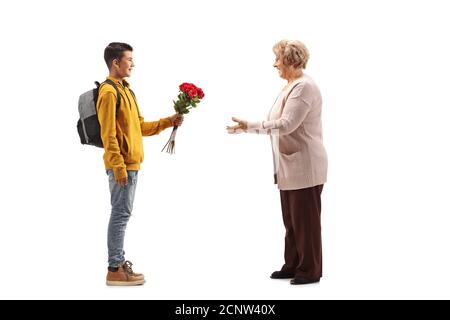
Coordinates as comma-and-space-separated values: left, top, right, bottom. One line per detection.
122, 261, 145, 280
106, 260, 145, 286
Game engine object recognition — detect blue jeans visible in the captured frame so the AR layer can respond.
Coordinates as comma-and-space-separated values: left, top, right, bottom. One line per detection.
106, 169, 139, 267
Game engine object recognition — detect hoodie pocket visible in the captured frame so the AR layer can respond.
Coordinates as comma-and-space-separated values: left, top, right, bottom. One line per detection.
122, 135, 130, 157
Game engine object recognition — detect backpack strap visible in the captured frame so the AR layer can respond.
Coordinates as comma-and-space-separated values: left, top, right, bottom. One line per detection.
129, 88, 138, 106
128, 88, 143, 118
102, 79, 121, 117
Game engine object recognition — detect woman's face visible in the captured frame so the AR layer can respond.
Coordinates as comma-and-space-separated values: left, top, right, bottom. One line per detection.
273, 56, 288, 79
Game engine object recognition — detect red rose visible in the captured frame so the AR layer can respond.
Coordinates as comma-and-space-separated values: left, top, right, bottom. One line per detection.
179, 83, 193, 93
197, 88, 205, 99
187, 89, 197, 98
179, 82, 204, 99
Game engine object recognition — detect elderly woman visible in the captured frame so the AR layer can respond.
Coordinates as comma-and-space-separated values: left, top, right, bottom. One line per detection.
227, 40, 328, 285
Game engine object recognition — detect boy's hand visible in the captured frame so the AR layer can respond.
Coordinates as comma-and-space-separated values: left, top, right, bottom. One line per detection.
169, 114, 184, 126
116, 176, 128, 187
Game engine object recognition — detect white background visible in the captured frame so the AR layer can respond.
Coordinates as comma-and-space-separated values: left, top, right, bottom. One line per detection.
1, 0, 449, 299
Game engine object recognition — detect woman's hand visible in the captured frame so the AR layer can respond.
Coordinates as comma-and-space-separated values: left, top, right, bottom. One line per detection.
226, 117, 248, 134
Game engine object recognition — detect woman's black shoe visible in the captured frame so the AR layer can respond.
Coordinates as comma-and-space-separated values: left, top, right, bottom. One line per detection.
290, 277, 320, 285
270, 271, 295, 279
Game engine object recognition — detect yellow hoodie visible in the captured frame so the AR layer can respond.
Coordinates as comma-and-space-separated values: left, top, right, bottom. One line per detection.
96, 76, 172, 180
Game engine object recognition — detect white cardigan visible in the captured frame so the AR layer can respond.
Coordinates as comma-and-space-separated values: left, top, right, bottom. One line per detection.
248, 74, 328, 190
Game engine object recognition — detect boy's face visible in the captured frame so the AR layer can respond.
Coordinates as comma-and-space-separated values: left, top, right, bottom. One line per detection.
113, 50, 134, 78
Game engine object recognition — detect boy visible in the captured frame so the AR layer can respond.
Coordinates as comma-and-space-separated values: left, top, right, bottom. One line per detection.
97, 42, 183, 286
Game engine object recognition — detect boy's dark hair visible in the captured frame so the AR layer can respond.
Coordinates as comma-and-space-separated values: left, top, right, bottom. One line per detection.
104, 42, 133, 69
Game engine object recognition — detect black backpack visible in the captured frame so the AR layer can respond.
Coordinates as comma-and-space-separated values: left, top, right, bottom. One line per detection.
77, 79, 121, 148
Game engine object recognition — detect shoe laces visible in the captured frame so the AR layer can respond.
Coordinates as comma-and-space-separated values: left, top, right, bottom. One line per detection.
123, 260, 135, 275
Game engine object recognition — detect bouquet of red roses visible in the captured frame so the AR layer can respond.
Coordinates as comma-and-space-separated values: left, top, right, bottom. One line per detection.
162, 82, 205, 154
